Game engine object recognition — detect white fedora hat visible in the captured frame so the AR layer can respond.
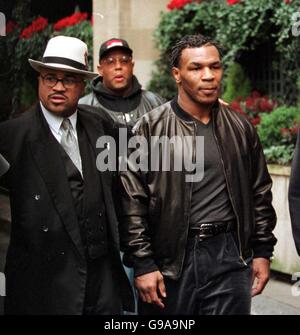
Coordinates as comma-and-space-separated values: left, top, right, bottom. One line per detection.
29, 36, 98, 79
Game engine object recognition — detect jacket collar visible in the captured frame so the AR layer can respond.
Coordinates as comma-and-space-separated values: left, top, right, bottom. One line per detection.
40, 102, 78, 136
171, 96, 220, 123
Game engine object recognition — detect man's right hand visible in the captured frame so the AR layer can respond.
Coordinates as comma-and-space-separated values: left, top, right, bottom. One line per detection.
134, 271, 166, 309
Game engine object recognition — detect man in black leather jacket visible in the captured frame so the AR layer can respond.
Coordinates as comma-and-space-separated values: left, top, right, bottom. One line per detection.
120, 35, 277, 315
79, 38, 165, 129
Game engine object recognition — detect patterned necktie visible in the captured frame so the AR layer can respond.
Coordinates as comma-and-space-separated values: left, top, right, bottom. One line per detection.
60, 118, 82, 176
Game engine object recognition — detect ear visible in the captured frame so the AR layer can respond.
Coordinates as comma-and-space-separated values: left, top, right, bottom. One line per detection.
172, 67, 181, 84
97, 64, 103, 77
131, 59, 135, 69
79, 80, 86, 97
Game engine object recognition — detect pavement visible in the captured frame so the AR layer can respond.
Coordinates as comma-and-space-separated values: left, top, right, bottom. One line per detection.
0, 192, 299, 315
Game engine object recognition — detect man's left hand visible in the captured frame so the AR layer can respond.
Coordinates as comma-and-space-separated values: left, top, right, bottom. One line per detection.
251, 257, 270, 297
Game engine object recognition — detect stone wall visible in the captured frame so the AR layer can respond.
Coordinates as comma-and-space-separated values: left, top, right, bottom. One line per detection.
269, 165, 300, 274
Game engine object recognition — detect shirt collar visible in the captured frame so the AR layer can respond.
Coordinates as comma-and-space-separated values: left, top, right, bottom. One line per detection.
40, 102, 78, 133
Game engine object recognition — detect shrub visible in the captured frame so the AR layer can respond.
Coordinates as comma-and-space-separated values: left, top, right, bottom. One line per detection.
263, 145, 295, 165
257, 106, 300, 164
222, 63, 251, 103
148, 0, 299, 101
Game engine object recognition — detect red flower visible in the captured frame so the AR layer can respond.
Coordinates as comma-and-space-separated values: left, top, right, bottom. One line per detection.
167, 0, 200, 10
54, 12, 88, 31
19, 17, 48, 39
229, 91, 276, 127
280, 128, 290, 136
251, 117, 261, 126
230, 101, 246, 115
280, 126, 299, 137
259, 97, 274, 112
251, 91, 261, 99
227, 0, 241, 5
290, 126, 299, 135
6, 21, 18, 34
245, 97, 254, 109
284, 0, 291, 4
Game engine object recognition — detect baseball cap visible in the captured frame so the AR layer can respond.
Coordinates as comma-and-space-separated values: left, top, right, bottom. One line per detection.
99, 38, 133, 60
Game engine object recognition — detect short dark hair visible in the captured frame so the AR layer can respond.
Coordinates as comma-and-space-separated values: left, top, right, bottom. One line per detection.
170, 34, 222, 68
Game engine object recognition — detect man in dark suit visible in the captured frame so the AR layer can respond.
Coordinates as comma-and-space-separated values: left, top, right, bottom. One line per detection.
289, 128, 300, 256
0, 36, 133, 315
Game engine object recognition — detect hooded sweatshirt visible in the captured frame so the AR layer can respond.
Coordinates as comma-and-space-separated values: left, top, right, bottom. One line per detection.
79, 76, 165, 128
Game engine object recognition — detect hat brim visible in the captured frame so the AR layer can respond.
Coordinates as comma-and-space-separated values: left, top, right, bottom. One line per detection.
100, 46, 133, 60
29, 59, 98, 80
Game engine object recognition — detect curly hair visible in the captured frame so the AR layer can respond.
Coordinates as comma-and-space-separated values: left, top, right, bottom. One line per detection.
170, 34, 223, 68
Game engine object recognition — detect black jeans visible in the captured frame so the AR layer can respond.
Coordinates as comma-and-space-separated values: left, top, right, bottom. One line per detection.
139, 231, 253, 315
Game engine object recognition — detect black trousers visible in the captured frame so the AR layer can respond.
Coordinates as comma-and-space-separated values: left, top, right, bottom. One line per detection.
139, 231, 253, 315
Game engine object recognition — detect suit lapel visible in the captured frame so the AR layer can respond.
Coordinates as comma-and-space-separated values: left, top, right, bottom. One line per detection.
29, 106, 85, 260
78, 109, 113, 186
78, 110, 120, 248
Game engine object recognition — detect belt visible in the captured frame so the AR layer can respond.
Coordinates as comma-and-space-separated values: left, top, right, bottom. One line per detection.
188, 220, 236, 241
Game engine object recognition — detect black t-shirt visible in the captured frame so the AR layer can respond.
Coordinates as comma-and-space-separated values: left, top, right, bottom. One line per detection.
171, 99, 235, 227
190, 118, 235, 227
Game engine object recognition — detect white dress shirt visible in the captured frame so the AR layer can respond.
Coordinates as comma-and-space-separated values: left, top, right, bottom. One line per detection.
40, 102, 83, 176
40, 102, 78, 143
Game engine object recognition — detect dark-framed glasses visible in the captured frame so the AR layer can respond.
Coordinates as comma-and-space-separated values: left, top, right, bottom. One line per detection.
101, 55, 132, 66
40, 74, 84, 88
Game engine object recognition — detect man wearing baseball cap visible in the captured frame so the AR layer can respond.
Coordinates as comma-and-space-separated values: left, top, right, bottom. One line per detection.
0, 36, 133, 315
80, 37, 165, 128
80, 38, 165, 314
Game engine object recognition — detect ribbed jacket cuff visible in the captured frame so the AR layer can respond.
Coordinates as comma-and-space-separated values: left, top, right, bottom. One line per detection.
253, 243, 274, 259
133, 257, 159, 277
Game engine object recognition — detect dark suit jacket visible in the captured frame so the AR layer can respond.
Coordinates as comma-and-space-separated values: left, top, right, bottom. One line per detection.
289, 128, 300, 256
0, 104, 133, 314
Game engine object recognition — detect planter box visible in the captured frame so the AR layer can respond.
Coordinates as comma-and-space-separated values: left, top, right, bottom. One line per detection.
268, 164, 300, 274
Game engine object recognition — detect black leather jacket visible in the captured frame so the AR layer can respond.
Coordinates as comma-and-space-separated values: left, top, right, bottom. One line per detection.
120, 101, 277, 280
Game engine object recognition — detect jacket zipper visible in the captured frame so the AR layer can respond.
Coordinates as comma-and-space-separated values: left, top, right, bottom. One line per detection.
211, 115, 247, 266
179, 121, 197, 277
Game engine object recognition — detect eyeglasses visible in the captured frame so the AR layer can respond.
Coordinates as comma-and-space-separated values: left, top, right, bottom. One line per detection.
101, 55, 132, 66
40, 74, 84, 88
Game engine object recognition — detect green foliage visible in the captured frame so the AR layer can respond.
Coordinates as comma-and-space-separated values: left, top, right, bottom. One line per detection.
11, 24, 54, 116
297, 72, 300, 106
20, 81, 37, 110
149, 0, 300, 100
257, 106, 299, 147
257, 106, 300, 165
147, 59, 176, 101
222, 63, 251, 103
263, 145, 295, 166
